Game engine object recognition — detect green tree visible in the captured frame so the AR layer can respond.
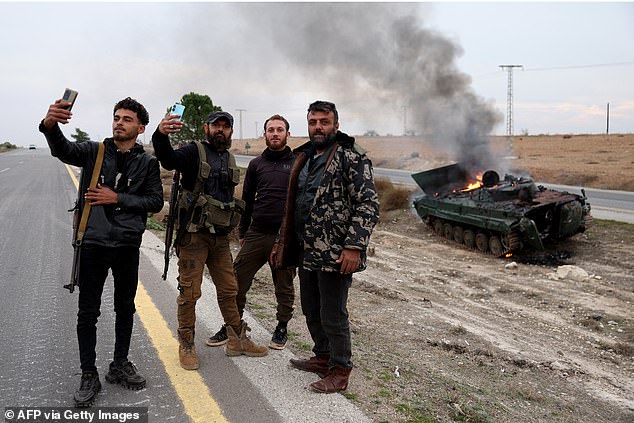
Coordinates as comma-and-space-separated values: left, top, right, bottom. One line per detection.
170, 92, 222, 144
70, 128, 91, 143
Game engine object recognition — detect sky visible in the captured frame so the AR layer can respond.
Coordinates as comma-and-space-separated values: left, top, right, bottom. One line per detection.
1, 1, 633, 149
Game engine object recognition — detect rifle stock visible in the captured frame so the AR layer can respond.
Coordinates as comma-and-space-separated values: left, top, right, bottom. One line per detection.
163, 170, 180, 280
64, 142, 105, 293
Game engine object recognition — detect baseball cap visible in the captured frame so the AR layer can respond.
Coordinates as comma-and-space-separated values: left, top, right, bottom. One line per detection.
207, 111, 234, 127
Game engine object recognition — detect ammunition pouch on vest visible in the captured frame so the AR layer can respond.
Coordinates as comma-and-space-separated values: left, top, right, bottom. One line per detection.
175, 141, 244, 234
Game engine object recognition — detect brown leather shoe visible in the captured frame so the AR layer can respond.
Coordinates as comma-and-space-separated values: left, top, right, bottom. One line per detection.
289, 354, 330, 378
309, 366, 352, 393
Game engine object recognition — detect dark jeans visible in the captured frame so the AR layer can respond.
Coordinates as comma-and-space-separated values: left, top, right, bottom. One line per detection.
77, 245, 140, 372
234, 230, 296, 323
298, 267, 353, 369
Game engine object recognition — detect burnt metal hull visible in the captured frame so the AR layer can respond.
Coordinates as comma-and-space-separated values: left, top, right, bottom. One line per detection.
412, 164, 592, 256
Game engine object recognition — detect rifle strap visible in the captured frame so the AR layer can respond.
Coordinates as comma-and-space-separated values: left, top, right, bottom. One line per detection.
77, 142, 105, 243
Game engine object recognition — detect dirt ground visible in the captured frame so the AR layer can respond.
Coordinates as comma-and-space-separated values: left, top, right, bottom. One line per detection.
154, 133, 634, 422
228, 133, 634, 422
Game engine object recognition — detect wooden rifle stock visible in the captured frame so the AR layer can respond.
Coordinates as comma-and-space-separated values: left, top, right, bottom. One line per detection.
65, 142, 105, 293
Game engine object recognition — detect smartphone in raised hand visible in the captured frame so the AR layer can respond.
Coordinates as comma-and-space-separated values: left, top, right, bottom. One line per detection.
170, 103, 185, 121
61, 88, 78, 110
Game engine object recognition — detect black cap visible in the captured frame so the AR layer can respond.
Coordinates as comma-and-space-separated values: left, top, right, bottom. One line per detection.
207, 111, 234, 127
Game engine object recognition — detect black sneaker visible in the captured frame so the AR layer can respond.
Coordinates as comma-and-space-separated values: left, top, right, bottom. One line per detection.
105, 360, 146, 390
269, 325, 288, 350
74, 371, 101, 408
206, 325, 228, 346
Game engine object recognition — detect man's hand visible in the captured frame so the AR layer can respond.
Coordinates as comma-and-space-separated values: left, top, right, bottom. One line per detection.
85, 184, 118, 206
42, 99, 73, 130
158, 113, 184, 135
336, 248, 361, 274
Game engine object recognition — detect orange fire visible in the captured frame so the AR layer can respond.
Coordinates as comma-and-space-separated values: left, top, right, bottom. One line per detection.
461, 173, 484, 192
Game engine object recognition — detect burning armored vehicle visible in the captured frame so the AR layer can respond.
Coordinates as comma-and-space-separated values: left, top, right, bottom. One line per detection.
411, 163, 593, 256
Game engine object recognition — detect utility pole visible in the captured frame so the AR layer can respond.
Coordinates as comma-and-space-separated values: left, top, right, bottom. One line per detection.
402, 106, 407, 136
235, 108, 246, 141
606, 103, 610, 135
499, 64, 523, 156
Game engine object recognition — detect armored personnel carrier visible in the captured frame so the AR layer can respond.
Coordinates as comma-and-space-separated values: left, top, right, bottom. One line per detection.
411, 163, 592, 256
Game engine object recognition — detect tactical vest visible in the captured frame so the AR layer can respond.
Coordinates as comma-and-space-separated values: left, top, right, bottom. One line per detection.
176, 141, 245, 234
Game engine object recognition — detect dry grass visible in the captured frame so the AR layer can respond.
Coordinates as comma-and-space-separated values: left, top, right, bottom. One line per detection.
374, 177, 412, 212
232, 133, 634, 191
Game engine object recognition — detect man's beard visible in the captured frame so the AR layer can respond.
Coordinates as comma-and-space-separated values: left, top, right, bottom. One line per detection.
310, 131, 336, 150
265, 136, 287, 150
113, 129, 136, 143
207, 133, 232, 151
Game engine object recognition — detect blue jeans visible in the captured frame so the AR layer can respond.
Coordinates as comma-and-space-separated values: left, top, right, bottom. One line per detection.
77, 245, 139, 372
298, 267, 353, 369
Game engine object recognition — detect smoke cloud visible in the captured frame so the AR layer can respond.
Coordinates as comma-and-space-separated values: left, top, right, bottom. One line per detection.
234, 3, 503, 173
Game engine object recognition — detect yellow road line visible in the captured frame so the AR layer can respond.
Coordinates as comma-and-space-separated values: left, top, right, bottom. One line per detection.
65, 162, 227, 423
65, 164, 79, 187
135, 282, 227, 423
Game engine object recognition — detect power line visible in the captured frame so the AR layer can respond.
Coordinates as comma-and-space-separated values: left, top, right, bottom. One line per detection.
524, 61, 634, 72
472, 61, 634, 79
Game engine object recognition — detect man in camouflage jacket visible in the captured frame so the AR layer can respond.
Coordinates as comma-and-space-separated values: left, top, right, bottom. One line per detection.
272, 100, 379, 393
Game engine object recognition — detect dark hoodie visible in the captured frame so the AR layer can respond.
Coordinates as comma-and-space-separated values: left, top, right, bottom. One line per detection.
238, 146, 295, 238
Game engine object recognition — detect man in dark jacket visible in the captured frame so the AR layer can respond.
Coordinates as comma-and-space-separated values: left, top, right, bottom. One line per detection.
272, 101, 379, 393
40, 97, 164, 407
206, 114, 296, 350
153, 110, 268, 372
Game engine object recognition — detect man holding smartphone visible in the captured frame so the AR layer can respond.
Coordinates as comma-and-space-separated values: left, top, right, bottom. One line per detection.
39, 95, 164, 407
153, 109, 268, 372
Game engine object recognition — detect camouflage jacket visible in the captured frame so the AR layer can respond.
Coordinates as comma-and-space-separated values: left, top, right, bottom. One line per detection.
275, 131, 379, 272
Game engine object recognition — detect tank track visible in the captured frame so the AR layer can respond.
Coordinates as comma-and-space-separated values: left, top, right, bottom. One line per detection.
427, 217, 521, 257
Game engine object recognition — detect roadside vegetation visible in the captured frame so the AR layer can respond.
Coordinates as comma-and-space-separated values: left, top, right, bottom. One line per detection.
0, 142, 18, 153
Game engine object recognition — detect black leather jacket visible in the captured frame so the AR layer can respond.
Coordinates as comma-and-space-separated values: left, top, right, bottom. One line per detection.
40, 123, 164, 248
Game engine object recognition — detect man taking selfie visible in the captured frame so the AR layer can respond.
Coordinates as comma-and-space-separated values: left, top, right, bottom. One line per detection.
39, 96, 163, 407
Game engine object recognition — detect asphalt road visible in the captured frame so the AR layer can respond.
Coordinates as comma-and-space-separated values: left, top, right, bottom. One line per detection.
0, 148, 369, 423
237, 154, 634, 224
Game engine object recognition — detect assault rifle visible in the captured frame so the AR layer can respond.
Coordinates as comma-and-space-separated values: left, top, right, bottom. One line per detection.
65, 172, 84, 293
163, 170, 180, 280
65, 142, 105, 292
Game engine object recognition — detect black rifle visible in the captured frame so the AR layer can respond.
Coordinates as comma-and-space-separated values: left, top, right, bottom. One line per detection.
65, 170, 86, 293
163, 170, 180, 280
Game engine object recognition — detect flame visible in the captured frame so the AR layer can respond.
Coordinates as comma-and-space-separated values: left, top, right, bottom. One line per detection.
505, 253, 513, 258
460, 173, 484, 192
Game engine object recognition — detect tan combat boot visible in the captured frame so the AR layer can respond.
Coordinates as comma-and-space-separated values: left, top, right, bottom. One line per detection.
179, 342, 199, 370
225, 321, 269, 357
178, 332, 199, 371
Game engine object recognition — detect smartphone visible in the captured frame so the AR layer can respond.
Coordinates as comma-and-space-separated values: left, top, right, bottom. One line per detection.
170, 103, 185, 121
61, 88, 78, 110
